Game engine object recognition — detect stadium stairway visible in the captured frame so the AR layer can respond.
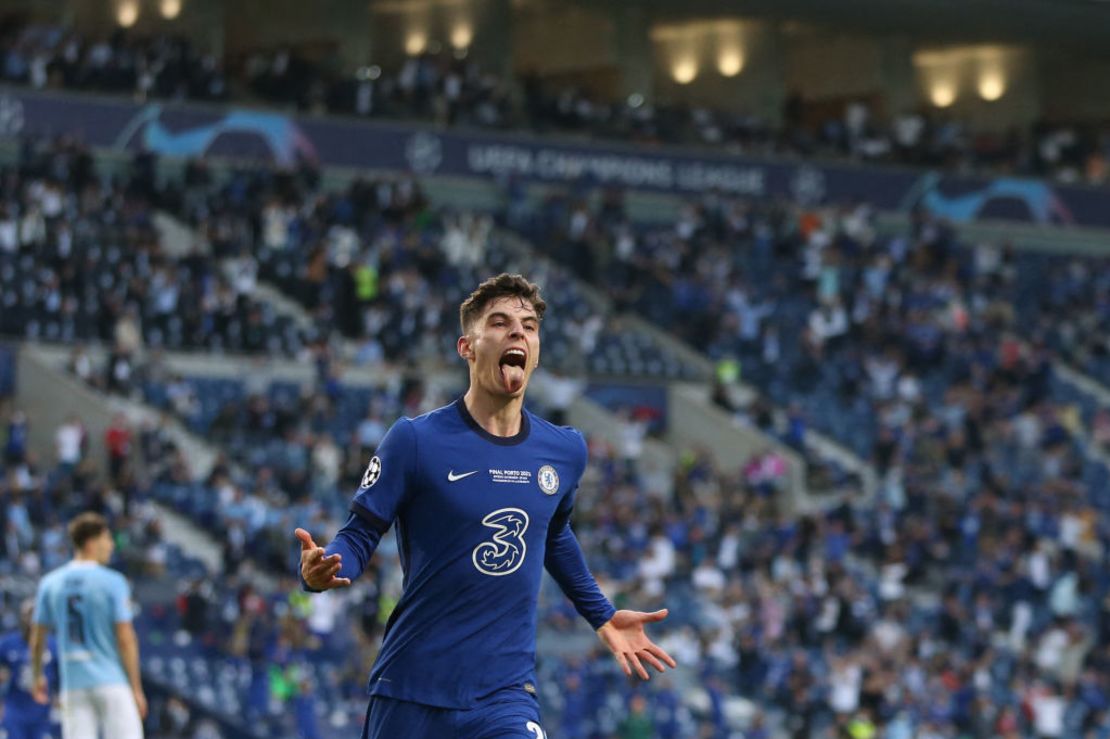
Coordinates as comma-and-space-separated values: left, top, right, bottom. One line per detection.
15, 342, 225, 575
156, 207, 323, 344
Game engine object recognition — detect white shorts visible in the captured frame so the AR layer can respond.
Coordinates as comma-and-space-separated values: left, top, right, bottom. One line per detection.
61, 684, 143, 739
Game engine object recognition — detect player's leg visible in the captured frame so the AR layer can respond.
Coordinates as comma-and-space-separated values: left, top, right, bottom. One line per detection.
94, 685, 143, 739
457, 688, 547, 739
363, 696, 451, 739
59, 689, 97, 739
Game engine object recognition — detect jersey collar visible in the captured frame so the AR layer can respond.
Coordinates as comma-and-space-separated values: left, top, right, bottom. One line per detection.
454, 397, 531, 446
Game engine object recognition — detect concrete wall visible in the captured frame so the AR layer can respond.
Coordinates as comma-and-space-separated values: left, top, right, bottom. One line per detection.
651, 19, 785, 122
1041, 54, 1110, 121
16, 344, 218, 479
365, 0, 510, 78
668, 383, 807, 511
785, 30, 883, 101
513, 3, 617, 77
18, 344, 115, 474
70, 0, 224, 57
17, 339, 681, 500
913, 45, 1041, 132
224, 0, 369, 68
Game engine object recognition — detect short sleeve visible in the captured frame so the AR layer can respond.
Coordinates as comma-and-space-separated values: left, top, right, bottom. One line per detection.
350, 418, 416, 531
32, 580, 52, 627
112, 574, 133, 623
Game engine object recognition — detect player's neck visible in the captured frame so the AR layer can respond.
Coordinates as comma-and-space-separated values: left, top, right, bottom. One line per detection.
463, 388, 524, 437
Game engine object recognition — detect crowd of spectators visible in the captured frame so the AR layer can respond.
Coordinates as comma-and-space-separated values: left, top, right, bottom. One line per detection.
0, 136, 319, 366
0, 22, 226, 101
527, 185, 1110, 432
21, 358, 741, 736
44, 183, 1110, 734
0, 400, 240, 736
0, 394, 397, 738
0, 132, 702, 380
4, 19, 1110, 183
3, 69, 1110, 733
94, 326, 1110, 739
518, 185, 1110, 736
170, 156, 701, 380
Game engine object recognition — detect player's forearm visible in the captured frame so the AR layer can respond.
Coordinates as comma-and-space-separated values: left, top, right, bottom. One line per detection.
544, 524, 616, 630
29, 624, 45, 681
326, 524, 380, 581
116, 628, 143, 691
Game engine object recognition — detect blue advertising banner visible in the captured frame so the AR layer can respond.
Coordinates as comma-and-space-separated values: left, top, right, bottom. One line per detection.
1, 86, 1106, 228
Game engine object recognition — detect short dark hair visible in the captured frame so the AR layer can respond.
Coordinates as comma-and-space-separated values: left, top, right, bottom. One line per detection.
459, 273, 546, 333
68, 512, 109, 550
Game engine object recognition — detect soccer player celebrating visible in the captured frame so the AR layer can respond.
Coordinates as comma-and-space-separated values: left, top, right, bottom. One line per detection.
296, 273, 676, 738
30, 513, 146, 739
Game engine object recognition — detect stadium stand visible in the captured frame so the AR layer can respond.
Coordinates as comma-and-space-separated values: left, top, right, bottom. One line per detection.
5, 11, 1110, 737
6, 128, 1110, 735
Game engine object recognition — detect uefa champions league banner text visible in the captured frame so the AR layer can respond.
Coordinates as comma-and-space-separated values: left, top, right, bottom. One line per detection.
0, 86, 1096, 228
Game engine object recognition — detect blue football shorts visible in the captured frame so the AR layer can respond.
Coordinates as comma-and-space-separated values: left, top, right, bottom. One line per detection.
362, 687, 547, 739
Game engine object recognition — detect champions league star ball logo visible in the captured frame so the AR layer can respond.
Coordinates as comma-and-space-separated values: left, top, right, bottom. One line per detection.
405, 132, 443, 174
790, 165, 826, 206
0, 95, 24, 137
361, 456, 382, 489
537, 465, 559, 495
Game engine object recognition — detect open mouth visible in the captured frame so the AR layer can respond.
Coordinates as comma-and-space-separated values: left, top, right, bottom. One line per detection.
498, 347, 528, 393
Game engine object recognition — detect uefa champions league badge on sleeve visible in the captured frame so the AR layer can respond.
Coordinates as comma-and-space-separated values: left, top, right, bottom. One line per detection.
537, 465, 559, 495
361, 456, 382, 489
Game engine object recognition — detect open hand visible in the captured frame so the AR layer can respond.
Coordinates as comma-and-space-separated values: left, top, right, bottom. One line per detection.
596, 609, 677, 680
295, 528, 351, 591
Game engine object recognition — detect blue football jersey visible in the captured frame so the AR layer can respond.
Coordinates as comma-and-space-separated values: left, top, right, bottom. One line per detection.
0, 631, 57, 724
33, 561, 132, 691
344, 399, 610, 708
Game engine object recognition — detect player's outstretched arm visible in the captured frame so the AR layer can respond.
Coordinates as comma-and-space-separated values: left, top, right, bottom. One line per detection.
544, 519, 678, 680
296, 528, 352, 591
597, 609, 677, 681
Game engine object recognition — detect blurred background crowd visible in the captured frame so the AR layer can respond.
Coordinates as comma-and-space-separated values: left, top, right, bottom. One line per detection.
4, 0, 1110, 737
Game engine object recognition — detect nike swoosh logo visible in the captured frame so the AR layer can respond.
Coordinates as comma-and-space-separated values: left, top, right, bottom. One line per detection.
448, 470, 479, 482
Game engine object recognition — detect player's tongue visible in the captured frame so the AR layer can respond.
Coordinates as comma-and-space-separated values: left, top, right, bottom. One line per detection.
499, 363, 525, 392
499, 352, 526, 393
